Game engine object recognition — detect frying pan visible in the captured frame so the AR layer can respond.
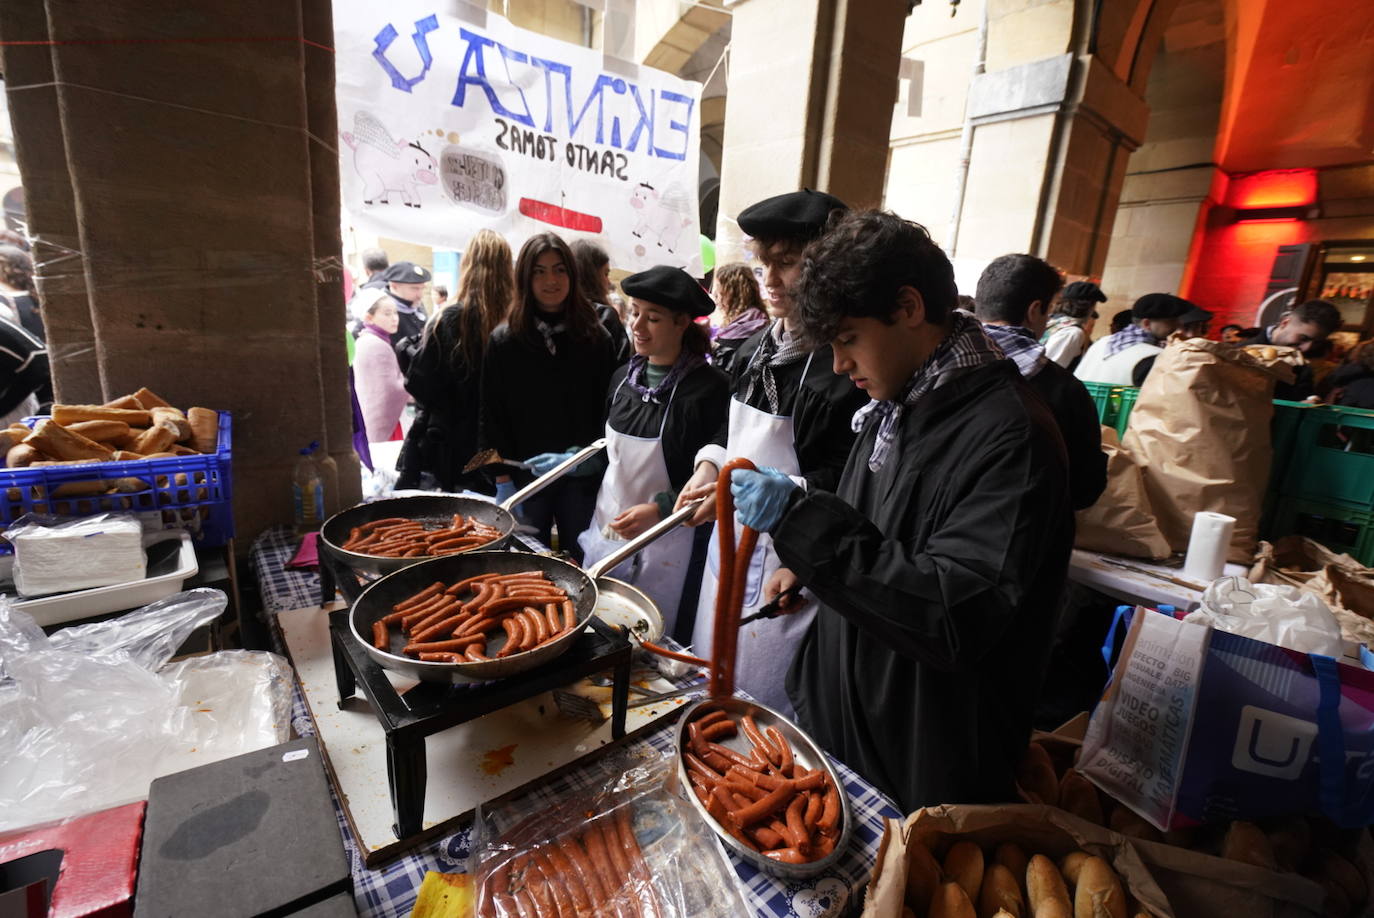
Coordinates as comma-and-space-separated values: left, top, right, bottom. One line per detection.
319, 439, 607, 577
348, 499, 701, 683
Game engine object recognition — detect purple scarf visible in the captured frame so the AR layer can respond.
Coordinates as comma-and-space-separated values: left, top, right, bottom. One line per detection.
360, 320, 393, 345
715, 309, 769, 341
623, 351, 707, 404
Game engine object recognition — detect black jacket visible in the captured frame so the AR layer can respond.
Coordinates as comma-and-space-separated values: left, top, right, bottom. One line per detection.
396, 305, 484, 491
0, 314, 48, 417
606, 361, 730, 493
1327, 363, 1374, 410
1028, 361, 1108, 510
710, 326, 869, 493
596, 304, 631, 368
481, 321, 618, 478
777, 360, 1073, 812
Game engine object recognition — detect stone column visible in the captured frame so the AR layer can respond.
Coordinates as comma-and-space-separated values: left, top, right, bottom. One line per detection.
712, 0, 906, 264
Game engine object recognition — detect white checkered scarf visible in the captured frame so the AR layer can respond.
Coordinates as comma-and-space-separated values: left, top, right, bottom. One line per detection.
981, 323, 1048, 378
742, 319, 810, 414
852, 311, 1004, 472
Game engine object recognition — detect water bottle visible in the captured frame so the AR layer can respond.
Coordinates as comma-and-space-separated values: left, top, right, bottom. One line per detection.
293, 441, 325, 535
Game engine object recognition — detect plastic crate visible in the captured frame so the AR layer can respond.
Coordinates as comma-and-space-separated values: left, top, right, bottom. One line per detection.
1268, 495, 1374, 566
1262, 400, 1318, 537
1082, 381, 1140, 437
0, 411, 233, 552
1112, 386, 1139, 438
1279, 404, 1374, 510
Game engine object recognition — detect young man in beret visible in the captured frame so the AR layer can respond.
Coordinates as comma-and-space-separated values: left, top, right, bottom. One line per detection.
726, 210, 1073, 811
676, 189, 868, 716
1073, 292, 1193, 386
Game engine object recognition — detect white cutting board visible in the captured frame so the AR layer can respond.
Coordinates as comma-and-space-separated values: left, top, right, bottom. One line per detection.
277, 604, 691, 865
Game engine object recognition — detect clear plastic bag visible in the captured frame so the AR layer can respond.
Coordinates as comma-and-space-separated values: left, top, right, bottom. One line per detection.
471, 748, 747, 917
1185, 574, 1345, 656
0, 588, 294, 832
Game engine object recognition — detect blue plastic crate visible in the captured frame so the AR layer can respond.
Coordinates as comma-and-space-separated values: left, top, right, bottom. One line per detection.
0, 411, 233, 552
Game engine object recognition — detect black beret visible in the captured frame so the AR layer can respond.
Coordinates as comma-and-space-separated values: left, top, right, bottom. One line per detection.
1178, 304, 1213, 325
1131, 292, 1194, 319
1063, 281, 1107, 303
381, 261, 430, 284
621, 265, 714, 318
737, 189, 848, 242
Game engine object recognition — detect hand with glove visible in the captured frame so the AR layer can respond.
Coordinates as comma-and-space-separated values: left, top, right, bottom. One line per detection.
525, 447, 601, 478
729, 466, 798, 533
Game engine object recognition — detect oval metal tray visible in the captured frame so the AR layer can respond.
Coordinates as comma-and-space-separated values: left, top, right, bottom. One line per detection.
673, 696, 853, 878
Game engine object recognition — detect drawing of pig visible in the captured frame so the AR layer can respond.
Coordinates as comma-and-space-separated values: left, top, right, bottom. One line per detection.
629, 182, 693, 253
341, 111, 438, 208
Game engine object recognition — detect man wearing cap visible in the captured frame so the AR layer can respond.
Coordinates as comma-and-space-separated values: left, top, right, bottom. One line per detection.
1074, 292, 1194, 386
382, 260, 431, 346
1237, 299, 1342, 400
1042, 280, 1106, 372
576, 266, 729, 635
675, 189, 868, 715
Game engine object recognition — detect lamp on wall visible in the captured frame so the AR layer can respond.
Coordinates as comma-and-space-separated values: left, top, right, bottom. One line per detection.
1227, 169, 1319, 222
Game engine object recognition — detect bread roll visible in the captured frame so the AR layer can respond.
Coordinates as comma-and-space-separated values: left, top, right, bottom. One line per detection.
944, 840, 985, 904
931, 880, 977, 918
149, 406, 191, 442
1266, 816, 1311, 872
113, 450, 145, 461
979, 862, 1024, 918
102, 394, 143, 410
1315, 873, 1352, 918
170, 444, 198, 456
131, 421, 179, 456
1058, 771, 1104, 825
6, 443, 37, 467
68, 420, 132, 443
1073, 857, 1125, 918
994, 843, 1029, 894
1108, 806, 1164, 843
1317, 850, 1367, 906
52, 476, 114, 497
906, 839, 943, 911
187, 407, 218, 453
24, 418, 114, 462
1059, 851, 1090, 888
1027, 854, 1072, 918
131, 387, 173, 410
0, 429, 21, 461
1221, 821, 1278, 870
1017, 742, 1060, 806
52, 404, 153, 427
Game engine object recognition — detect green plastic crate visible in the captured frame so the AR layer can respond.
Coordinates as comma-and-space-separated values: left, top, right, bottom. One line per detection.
1279, 404, 1374, 510
1263, 400, 1318, 536
1082, 381, 1140, 437
1269, 495, 1374, 565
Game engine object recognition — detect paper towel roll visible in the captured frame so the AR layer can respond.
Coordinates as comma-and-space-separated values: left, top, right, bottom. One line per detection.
1182, 511, 1236, 583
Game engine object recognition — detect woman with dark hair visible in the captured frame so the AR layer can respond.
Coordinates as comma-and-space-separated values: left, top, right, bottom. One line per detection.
0, 245, 45, 342
707, 262, 768, 373
576, 266, 729, 634
482, 233, 618, 558
397, 229, 514, 491
570, 238, 630, 366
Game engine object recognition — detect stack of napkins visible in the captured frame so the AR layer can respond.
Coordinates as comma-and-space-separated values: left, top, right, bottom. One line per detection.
10, 512, 147, 597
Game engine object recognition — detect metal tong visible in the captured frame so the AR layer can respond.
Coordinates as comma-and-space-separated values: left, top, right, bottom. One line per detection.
738, 584, 805, 626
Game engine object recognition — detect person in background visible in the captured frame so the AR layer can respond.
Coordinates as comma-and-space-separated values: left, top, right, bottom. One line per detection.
0, 311, 48, 425
1042, 281, 1105, 372
353, 290, 410, 443
1220, 323, 1244, 344
1177, 304, 1213, 339
1238, 299, 1342, 400
1109, 309, 1133, 334
571, 238, 631, 367
974, 254, 1106, 511
707, 262, 769, 374
1325, 339, 1374, 409
726, 210, 1072, 811
359, 247, 389, 290
577, 266, 730, 634
397, 229, 514, 492
1075, 293, 1194, 386
433, 284, 449, 310
676, 189, 868, 716
381, 261, 431, 345
0, 245, 45, 343
482, 233, 618, 560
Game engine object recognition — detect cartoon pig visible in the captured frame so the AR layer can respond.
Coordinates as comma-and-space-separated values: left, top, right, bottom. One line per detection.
630, 182, 693, 253
341, 111, 438, 208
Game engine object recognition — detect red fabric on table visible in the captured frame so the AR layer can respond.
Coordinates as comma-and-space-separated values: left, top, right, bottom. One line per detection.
0, 801, 144, 918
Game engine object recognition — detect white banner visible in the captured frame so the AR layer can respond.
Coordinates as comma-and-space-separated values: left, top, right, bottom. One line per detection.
334, 2, 704, 274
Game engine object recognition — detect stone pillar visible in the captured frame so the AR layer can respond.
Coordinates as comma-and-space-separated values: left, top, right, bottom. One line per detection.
713, 0, 906, 264
5, 0, 360, 548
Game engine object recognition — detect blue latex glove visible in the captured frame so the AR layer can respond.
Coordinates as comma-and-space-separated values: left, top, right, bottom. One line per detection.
730, 466, 798, 533
493, 479, 517, 504
527, 450, 577, 477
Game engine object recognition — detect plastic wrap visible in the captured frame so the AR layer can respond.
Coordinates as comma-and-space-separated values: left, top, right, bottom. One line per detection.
471, 748, 747, 917
1185, 574, 1345, 656
0, 587, 293, 833
8, 510, 146, 597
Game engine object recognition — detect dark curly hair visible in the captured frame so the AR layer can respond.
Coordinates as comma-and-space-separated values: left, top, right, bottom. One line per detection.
794, 210, 956, 346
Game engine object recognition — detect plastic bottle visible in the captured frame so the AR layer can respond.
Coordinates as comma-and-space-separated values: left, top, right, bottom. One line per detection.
293, 441, 325, 535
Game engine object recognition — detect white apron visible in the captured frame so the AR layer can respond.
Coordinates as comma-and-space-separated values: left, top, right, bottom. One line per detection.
690, 353, 818, 717
577, 378, 695, 635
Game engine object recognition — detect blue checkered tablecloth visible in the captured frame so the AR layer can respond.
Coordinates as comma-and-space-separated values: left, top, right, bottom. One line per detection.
252, 526, 901, 918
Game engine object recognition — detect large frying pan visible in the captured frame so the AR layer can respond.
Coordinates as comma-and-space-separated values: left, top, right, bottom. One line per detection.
319, 440, 607, 577
349, 500, 701, 683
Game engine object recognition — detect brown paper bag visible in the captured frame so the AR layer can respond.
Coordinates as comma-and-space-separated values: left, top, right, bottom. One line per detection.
1251, 536, 1374, 646
1122, 337, 1299, 563
861, 804, 1172, 917
1075, 427, 1172, 560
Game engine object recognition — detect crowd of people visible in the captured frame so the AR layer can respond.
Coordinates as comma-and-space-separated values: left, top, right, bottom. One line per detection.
342, 195, 1373, 812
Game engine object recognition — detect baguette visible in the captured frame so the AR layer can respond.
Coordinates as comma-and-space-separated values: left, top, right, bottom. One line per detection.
68, 420, 132, 443
130, 421, 179, 456
1017, 742, 1059, 806
1059, 851, 1090, 889
150, 406, 191, 441
1317, 850, 1367, 906
187, 407, 218, 453
131, 386, 173, 409
1221, 821, 1278, 871
1073, 857, 1125, 918
52, 476, 114, 497
1058, 770, 1104, 825
979, 862, 1024, 918
906, 840, 943, 912
102, 394, 143, 410
113, 450, 145, 461
931, 880, 977, 918
1267, 816, 1311, 873
6, 444, 38, 467
170, 444, 198, 456
1027, 854, 1072, 918
25, 418, 114, 462
994, 843, 1029, 893
0, 429, 21, 461
944, 840, 985, 904
52, 404, 153, 427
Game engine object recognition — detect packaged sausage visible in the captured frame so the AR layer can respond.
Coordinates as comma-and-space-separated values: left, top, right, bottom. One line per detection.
470, 749, 748, 917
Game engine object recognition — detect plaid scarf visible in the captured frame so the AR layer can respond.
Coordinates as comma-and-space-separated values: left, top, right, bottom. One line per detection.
533, 315, 566, 356
853, 312, 1003, 472
1041, 313, 1084, 342
742, 320, 810, 414
623, 351, 706, 404
1105, 323, 1157, 357
982, 323, 1048, 378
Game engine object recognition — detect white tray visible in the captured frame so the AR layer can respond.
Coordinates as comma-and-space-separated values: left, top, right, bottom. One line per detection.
1, 531, 199, 627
